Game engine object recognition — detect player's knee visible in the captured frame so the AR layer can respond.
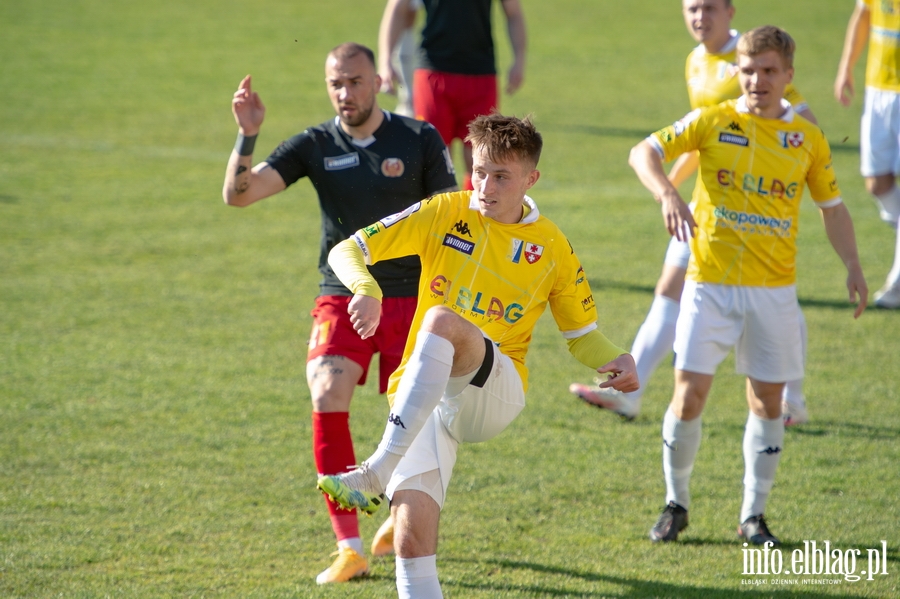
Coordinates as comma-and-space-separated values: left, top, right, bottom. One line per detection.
419, 305, 462, 337
866, 175, 895, 197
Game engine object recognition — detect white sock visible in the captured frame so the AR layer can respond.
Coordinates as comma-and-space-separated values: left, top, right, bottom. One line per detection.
662, 407, 702, 509
337, 537, 363, 555
627, 295, 680, 402
367, 332, 454, 487
740, 411, 784, 523
874, 186, 900, 226
783, 309, 806, 407
887, 213, 900, 287
396, 555, 442, 599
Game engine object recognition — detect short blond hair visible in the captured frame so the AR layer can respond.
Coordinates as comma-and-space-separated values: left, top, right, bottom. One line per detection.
465, 112, 543, 168
737, 25, 795, 69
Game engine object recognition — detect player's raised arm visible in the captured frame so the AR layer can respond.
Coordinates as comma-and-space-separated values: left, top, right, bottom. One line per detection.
222, 75, 286, 207
628, 139, 696, 241
820, 202, 869, 318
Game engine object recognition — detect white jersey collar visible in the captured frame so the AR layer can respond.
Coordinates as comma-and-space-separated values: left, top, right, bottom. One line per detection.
468, 194, 540, 223
334, 109, 391, 148
735, 95, 795, 123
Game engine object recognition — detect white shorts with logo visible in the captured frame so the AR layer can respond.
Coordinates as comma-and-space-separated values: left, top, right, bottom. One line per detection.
387, 338, 525, 509
673, 281, 803, 382
861, 87, 900, 177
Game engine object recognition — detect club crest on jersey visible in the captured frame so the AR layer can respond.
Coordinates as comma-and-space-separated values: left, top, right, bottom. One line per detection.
324, 153, 360, 170
381, 157, 405, 177
778, 131, 804, 149
510, 238, 542, 264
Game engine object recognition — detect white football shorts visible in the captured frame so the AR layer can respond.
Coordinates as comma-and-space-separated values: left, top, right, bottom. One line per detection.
861, 87, 900, 177
387, 337, 525, 509
673, 281, 803, 382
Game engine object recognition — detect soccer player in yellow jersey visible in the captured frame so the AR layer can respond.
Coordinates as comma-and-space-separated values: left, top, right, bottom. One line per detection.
317, 113, 638, 598
630, 26, 867, 545
572, 0, 817, 426
835, 0, 900, 308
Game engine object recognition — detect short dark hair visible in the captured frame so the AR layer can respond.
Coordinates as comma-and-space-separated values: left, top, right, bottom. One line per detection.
328, 42, 376, 67
465, 113, 543, 168
737, 25, 795, 69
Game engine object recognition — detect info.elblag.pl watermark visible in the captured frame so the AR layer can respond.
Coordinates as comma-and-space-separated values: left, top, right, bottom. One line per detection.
741, 540, 890, 586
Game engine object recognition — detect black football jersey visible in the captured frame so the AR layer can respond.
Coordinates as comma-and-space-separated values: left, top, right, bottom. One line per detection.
266, 111, 457, 297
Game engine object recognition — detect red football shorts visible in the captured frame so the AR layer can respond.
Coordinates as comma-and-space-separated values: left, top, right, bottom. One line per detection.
413, 69, 498, 145
307, 295, 417, 393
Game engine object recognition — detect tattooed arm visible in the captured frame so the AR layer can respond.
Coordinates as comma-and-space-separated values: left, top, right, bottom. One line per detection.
222, 75, 286, 206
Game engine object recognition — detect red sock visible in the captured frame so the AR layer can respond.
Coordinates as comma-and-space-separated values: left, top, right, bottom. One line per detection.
312, 411, 359, 542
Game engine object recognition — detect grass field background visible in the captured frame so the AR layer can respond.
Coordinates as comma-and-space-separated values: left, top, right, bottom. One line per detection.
2, 0, 898, 597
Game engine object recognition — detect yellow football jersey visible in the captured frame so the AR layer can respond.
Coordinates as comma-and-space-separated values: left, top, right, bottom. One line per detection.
862, 0, 900, 91
686, 30, 808, 112
353, 191, 599, 396
649, 98, 841, 287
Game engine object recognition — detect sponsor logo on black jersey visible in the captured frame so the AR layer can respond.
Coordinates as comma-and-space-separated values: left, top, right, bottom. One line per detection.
324, 153, 360, 170
719, 132, 749, 147
442, 233, 475, 255
381, 157, 405, 177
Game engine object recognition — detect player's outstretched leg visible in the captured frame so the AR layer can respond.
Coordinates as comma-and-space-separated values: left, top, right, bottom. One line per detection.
317, 464, 388, 516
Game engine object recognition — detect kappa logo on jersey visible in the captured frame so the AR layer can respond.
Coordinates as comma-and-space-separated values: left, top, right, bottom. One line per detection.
324, 153, 360, 170
379, 202, 421, 228
727, 121, 744, 133
777, 131, 804, 149
453, 220, 472, 237
381, 157, 405, 177
442, 233, 475, 255
429, 275, 524, 323
719, 132, 749, 147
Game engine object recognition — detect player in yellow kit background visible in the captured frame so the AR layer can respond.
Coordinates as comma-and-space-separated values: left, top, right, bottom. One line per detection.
571, 0, 818, 426
835, 0, 900, 308
629, 26, 867, 546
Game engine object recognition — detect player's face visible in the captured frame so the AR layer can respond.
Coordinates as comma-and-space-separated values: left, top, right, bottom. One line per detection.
682, 0, 734, 51
738, 50, 794, 118
325, 53, 381, 128
471, 146, 540, 224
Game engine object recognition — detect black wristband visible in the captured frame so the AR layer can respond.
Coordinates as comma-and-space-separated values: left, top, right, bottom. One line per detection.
235, 133, 257, 156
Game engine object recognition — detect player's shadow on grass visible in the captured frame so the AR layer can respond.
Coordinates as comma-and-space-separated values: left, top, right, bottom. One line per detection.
443, 557, 865, 598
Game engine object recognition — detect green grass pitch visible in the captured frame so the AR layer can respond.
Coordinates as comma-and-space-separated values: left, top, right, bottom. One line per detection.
1, 0, 897, 597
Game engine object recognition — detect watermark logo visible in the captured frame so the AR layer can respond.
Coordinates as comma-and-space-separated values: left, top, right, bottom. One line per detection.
741, 540, 890, 585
